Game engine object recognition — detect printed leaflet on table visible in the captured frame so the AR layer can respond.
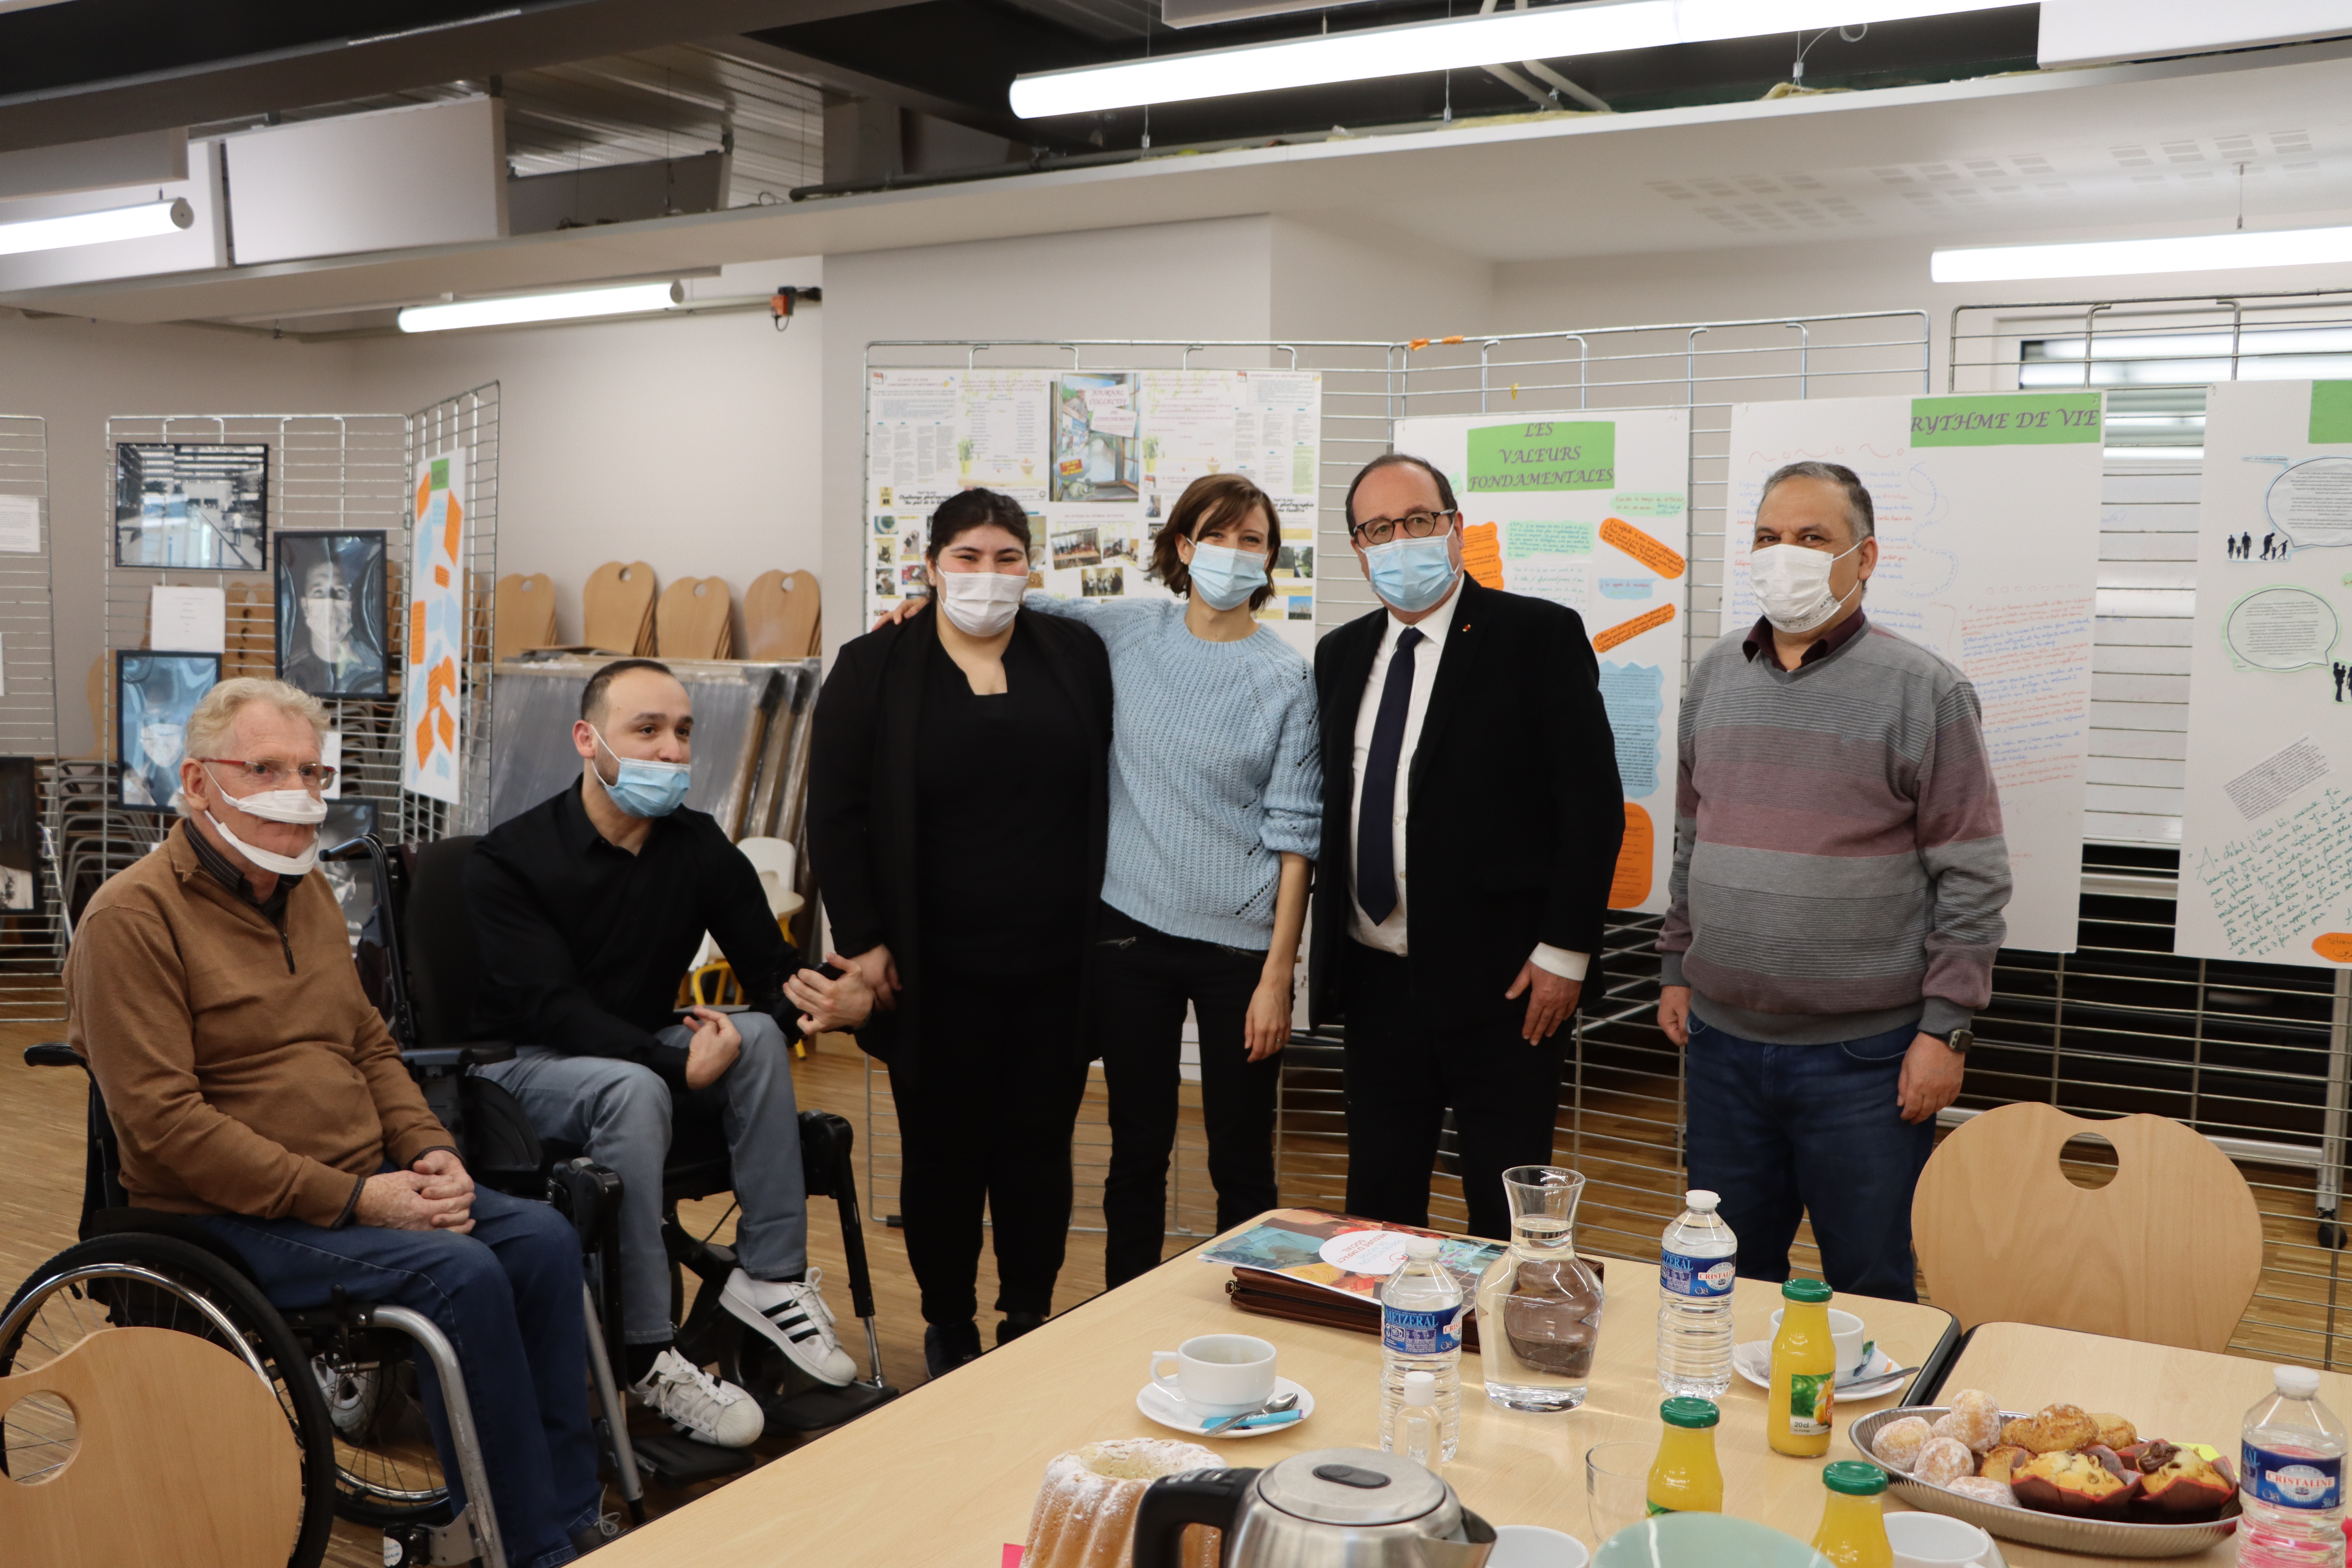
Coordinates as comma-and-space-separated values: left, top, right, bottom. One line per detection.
1199, 1208, 1504, 1304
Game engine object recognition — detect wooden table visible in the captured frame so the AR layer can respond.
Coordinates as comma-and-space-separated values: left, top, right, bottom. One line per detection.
595, 1230, 1958, 1565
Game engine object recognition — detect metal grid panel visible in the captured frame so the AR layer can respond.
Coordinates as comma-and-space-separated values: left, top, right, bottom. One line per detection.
0, 415, 62, 1019
400, 384, 501, 843
1949, 291, 2352, 1372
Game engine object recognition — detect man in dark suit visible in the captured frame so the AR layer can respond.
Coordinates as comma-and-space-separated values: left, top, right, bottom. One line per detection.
1311, 453, 1624, 1242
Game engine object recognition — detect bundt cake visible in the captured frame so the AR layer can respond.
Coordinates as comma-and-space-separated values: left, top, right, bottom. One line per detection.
1022, 1438, 1223, 1568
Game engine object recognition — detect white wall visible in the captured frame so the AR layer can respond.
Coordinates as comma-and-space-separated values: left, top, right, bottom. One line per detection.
818, 217, 1280, 648
1269, 215, 1494, 343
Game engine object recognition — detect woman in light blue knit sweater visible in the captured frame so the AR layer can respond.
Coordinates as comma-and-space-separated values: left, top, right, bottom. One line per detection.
895, 473, 1321, 1286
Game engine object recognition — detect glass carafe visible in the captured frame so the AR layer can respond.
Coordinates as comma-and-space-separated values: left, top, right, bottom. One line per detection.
1475, 1166, 1606, 1411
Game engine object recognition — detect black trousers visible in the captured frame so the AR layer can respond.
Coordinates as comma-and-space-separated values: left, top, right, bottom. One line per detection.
890, 966, 1090, 1327
1094, 905, 1283, 1289
1341, 939, 1564, 1243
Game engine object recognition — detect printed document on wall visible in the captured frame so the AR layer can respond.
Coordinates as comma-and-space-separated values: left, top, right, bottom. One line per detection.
2177, 379, 2352, 966
402, 449, 466, 805
1391, 408, 1692, 916
1725, 393, 2103, 953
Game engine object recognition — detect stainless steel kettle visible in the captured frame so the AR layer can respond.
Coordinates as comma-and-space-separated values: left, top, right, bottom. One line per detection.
1131, 1447, 1497, 1568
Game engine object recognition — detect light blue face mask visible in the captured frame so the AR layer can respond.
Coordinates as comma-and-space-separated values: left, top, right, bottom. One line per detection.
590, 725, 691, 818
1361, 534, 1459, 614
1186, 541, 1268, 611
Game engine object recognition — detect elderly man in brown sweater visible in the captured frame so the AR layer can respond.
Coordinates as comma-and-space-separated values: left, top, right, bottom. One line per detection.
67, 678, 609, 1567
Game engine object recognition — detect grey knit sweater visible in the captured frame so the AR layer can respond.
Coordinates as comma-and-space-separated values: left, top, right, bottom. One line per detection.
1025, 595, 1322, 948
1658, 618, 2011, 1044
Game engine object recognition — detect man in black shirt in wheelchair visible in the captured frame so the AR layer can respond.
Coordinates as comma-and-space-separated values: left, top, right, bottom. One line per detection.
467, 659, 874, 1448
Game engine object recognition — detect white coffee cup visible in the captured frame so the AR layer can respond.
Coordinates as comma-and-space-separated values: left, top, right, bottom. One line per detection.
1150, 1334, 1277, 1419
1885, 1510, 1993, 1567
1768, 1306, 1868, 1376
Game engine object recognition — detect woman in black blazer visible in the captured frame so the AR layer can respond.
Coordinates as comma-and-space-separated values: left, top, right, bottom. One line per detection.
808, 488, 1112, 1377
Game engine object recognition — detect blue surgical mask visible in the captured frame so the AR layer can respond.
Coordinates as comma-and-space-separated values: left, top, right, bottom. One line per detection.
1362, 534, 1458, 614
590, 725, 691, 818
1185, 542, 1267, 611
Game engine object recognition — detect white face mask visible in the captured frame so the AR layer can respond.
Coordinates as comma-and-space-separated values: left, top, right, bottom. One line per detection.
200, 764, 326, 876
935, 569, 1027, 637
1749, 540, 1863, 635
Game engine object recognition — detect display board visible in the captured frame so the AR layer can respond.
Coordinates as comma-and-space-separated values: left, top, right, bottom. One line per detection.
1724, 393, 2105, 954
865, 367, 1322, 653
2177, 380, 2352, 966
1389, 409, 1692, 915
401, 448, 466, 805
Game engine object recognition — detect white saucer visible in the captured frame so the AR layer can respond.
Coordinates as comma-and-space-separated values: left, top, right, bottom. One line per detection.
1137, 1376, 1316, 1439
1732, 1341, 1908, 1400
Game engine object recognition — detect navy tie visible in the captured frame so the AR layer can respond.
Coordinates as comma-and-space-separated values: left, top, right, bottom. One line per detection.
1356, 627, 1425, 926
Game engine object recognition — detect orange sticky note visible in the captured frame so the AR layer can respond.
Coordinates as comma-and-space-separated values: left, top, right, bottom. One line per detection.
1461, 521, 1504, 589
415, 475, 431, 521
437, 707, 456, 749
408, 601, 426, 665
2315, 933, 2352, 963
1600, 517, 1686, 579
1594, 602, 1675, 653
414, 716, 435, 762
445, 497, 463, 559
433, 564, 449, 588
1610, 802, 1655, 909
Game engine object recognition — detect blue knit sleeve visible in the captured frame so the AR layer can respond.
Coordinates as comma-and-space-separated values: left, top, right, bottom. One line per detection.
1021, 592, 1174, 651
1257, 656, 1323, 860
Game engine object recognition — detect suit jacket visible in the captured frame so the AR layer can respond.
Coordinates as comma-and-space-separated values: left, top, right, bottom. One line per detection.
1307, 574, 1624, 1026
806, 608, 1113, 1091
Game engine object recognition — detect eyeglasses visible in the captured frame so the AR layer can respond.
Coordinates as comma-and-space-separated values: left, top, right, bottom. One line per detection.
198, 758, 337, 790
1351, 509, 1456, 545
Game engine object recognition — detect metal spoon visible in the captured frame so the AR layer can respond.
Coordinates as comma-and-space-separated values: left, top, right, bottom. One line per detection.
1201, 1390, 1301, 1437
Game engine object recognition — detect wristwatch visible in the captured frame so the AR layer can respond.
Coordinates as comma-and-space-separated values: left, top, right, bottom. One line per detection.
1939, 1026, 1974, 1055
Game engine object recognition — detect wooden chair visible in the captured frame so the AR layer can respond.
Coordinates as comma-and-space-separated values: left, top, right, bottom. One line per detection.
744, 569, 822, 660
494, 572, 558, 662
0, 1326, 302, 1567
582, 562, 657, 655
656, 576, 733, 661
1912, 1102, 2263, 1352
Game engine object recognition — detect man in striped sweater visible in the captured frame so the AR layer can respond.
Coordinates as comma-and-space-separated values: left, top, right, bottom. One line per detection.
1656, 461, 2010, 1302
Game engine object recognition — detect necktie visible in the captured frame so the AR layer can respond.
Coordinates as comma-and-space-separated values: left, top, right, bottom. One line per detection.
1355, 627, 1425, 926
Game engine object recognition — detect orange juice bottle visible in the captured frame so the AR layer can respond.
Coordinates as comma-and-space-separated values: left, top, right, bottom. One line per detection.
1768, 1278, 1836, 1457
1812, 1461, 1893, 1568
1646, 1397, 1724, 1515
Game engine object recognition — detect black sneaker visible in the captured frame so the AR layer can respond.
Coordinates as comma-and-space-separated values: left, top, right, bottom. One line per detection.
997, 1311, 1047, 1347
923, 1320, 984, 1378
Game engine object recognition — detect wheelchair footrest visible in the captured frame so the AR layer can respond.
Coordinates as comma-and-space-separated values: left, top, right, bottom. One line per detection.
629, 1431, 757, 1485
755, 1378, 899, 1434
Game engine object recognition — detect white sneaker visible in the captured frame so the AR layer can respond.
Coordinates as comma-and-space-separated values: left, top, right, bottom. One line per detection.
629, 1348, 763, 1448
720, 1267, 857, 1386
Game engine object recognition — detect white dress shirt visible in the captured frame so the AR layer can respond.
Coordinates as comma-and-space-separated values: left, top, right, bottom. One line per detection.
1346, 575, 1589, 982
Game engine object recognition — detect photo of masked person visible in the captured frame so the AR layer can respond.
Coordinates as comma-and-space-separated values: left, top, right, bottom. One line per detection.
117, 650, 222, 811
274, 531, 389, 697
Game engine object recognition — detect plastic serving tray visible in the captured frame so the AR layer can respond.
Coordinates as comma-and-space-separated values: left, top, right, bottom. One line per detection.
1847, 1406, 2241, 1560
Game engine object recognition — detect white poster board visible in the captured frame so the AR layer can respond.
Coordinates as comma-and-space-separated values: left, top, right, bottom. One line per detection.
865, 367, 1322, 654
401, 449, 466, 805
2177, 379, 2352, 966
1725, 393, 2104, 954
1392, 408, 1693, 915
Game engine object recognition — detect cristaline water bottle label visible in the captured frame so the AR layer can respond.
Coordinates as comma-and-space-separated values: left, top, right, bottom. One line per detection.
1381, 1303, 1463, 1357
2244, 1443, 2344, 1510
1661, 1249, 1737, 1298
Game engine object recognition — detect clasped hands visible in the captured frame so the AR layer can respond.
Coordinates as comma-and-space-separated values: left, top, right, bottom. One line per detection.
357, 1148, 477, 1233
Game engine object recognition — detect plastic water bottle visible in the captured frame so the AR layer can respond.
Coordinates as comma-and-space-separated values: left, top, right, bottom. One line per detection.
1657, 1190, 1737, 1398
1390, 1370, 1444, 1480
2240, 1365, 2347, 1568
1379, 1234, 1464, 1461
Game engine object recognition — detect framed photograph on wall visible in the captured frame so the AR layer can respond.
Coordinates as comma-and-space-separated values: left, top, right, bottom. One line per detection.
114, 443, 268, 570
0, 756, 39, 913
117, 650, 221, 812
274, 531, 388, 697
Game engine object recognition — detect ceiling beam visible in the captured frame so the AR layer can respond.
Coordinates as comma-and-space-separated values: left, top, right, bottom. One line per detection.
694, 32, 1036, 146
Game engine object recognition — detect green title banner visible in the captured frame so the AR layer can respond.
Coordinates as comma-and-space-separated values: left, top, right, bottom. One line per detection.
1467, 420, 1616, 491
2314, 382, 2352, 445
1910, 394, 2101, 446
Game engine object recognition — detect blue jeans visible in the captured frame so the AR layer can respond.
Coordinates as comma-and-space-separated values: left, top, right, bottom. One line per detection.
1683, 1016, 1934, 1302
206, 1183, 601, 1568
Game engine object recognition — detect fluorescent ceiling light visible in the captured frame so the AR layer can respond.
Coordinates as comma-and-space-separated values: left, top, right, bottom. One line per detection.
1010, 0, 2017, 117
1934, 226, 2352, 284
0, 196, 190, 258
397, 280, 683, 333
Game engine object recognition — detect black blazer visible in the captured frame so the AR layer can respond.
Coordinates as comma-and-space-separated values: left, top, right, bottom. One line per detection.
806, 608, 1113, 1091
1307, 575, 1624, 1026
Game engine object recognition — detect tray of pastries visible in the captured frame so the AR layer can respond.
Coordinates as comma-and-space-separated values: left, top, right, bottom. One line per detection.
1849, 1394, 2240, 1560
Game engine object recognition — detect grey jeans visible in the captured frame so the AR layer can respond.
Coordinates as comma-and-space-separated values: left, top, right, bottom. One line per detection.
480, 1012, 809, 1344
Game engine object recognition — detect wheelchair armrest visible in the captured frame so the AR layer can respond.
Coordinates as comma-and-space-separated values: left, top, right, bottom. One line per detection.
24, 1042, 82, 1070
401, 1040, 516, 1070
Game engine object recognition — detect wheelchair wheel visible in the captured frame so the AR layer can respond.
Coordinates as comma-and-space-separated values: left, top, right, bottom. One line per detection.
0, 1233, 339, 1568
312, 1344, 455, 1528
